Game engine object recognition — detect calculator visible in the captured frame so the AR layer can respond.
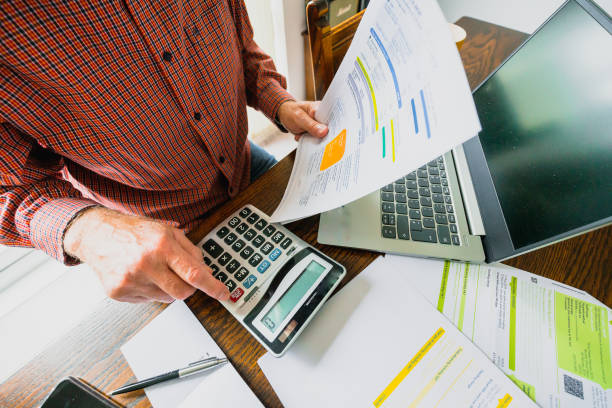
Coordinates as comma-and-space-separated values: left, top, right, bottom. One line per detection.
197, 205, 346, 357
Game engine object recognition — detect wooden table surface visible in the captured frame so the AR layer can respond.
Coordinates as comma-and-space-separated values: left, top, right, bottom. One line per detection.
1, 17, 610, 408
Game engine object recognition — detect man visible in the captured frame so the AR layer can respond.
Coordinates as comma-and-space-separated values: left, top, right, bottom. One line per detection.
0, 1, 328, 303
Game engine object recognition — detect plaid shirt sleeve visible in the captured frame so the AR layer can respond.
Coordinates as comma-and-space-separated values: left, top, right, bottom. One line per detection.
0, 122, 97, 264
229, 0, 295, 121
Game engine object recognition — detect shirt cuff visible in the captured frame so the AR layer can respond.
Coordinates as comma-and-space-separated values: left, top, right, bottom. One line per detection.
257, 81, 295, 127
30, 198, 99, 265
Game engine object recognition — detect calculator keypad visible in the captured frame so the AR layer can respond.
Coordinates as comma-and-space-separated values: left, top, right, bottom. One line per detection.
200, 206, 299, 304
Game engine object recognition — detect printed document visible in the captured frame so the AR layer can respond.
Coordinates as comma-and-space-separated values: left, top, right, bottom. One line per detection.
258, 257, 535, 407
384, 255, 612, 408
271, 0, 481, 222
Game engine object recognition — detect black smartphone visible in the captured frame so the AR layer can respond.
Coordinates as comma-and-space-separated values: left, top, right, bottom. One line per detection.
41, 377, 123, 408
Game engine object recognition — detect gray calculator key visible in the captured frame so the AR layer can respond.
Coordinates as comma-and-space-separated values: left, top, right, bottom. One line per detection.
382, 202, 395, 213
437, 225, 451, 245
231, 239, 245, 252
450, 224, 457, 233
407, 189, 419, 199
423, 217, 435, 228
409, 209, 421, 219
395, 193, 407, 203
210, 264, 219, 276
411, 229, 437, 243
225, 279, 237, 292
263, 225, 276, 237
234, 267, 248, 282
260, 242, 273, 255
252, 235, 265, 248
218, 252, 231, 266
408, 199, 420, 209
381, 191, 394, 202
202, 239, 223, 258
280, 238, 292, 249
226, 259, 240, 274
216, 226, 230, 238
203, 256, 211, 266
240, 246, 254, 259
239, 208, 251, 218
382, 225, 396, 238
434, 204, 446, 213
244, 228, 257, 241
271, 231, 285, 244
420, 197, 432, 207
396, 215, 410, 240
228, 217, 241, 228
249, 253, 263, 267
435, 214, 448, 224
422, 207, 433, 217
224, 233, 237, 245
396, 204, 408, 214
452, 235, 460, 245
254, 219, 267, 230
216, 271, 228, 283
236, 222, 248, 234
410, 220, 422, 231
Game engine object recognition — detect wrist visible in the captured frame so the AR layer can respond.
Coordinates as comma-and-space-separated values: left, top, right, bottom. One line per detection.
63, 206, 107, 260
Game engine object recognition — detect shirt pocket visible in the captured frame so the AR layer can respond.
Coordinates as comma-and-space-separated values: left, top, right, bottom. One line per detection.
188, 1, 232, 46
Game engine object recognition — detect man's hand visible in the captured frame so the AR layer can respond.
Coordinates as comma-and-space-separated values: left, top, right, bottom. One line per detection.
63, 207, 229, 303
277, 101, 329, 141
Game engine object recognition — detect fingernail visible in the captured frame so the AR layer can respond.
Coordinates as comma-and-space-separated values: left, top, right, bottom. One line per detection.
218, 288, 230, 301
316, 124, 326, 132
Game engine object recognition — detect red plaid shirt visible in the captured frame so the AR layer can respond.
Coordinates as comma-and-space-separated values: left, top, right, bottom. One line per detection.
0, 1, 293, 263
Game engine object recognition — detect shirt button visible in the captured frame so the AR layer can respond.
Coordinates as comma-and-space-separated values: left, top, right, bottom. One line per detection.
194, 112, 202, 121
229, 186, 235, 195
162, 51, 172, 62
219, 156, 225, 164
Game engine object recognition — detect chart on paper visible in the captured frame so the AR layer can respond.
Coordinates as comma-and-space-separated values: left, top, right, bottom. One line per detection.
271, 0, 480, 222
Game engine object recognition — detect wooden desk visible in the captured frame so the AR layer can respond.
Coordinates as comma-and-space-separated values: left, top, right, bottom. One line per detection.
1, 17, 610, 408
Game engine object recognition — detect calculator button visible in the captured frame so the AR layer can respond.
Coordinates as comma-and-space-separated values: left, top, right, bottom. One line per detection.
218, 252, 232, 266
269, 248, 282, 261
234, 267, 249, 282
236, 222, 248, 235
224, 233, 237, 245
225, 279, 237, 292
226, 259, 240, 274
254, 219, 267, 230
240, 246, 254, 259
249, 253, 263, 267
228, 217, 241, 228
246, 213, 260, 224
263, 225, 276, 237
232, 239, 245, 252
271, 231, 285, 244
260, 242, 273, 255
280, 238, 292, 249
243, 274, 257, 289
252, 235, 265, 248
203, 256, 211, 266
229, 287, 244, 303
257, 260, 271, 274
210, 264, 220, 276
239, 207, 251, 218
216, 226, 230, 239
202, 239, 223, 258
244, 229, 257, 241
216, 271, 228, 283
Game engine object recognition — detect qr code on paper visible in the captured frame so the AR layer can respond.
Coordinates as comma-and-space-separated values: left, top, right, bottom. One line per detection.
563, 374, 584, 399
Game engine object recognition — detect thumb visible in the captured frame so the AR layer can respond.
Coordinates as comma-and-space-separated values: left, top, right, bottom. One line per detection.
296, 110, 328, 138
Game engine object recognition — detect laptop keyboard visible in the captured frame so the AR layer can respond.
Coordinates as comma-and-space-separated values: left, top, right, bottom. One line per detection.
380, 156, 460, 245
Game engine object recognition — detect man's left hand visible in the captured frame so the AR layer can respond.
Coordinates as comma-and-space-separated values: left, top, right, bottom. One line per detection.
277, 101, 329, 141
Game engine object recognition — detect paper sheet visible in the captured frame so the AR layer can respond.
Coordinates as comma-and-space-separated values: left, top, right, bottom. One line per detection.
121, 301, 262, 408
258, 256, 536, 407
384, 255, 612, 407
271, 0, 481, 222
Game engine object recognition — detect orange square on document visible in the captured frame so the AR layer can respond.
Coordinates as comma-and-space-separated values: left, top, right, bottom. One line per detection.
320, 129, 347, 171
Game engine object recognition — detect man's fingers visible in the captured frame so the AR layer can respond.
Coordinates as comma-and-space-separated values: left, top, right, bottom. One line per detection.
299, 101, 320, 118
141, 284, 176, 303
295, 109, 328, 138
149, 266, 197, 300
165, 241, 230, 301
173, 229, 203, 260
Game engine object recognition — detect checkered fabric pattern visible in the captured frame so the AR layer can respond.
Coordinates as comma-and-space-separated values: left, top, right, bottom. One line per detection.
0, 0, 294, 263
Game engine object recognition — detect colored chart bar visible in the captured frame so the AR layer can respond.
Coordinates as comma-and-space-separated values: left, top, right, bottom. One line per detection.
357, 56, 379, 131
411, 98, 419, 134
370, 28, 402, 108
382, 126, 386, 158
420, 89, 431, 139
391, 119, 396, 162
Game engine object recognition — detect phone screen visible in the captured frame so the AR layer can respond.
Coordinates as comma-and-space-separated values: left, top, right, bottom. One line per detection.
41, 378, 119, 408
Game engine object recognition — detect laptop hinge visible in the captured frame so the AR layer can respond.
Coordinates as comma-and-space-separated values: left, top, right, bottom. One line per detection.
452, 144, 486, 236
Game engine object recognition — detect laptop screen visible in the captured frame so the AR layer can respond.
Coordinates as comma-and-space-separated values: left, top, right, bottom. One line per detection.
473, 1, 612, 249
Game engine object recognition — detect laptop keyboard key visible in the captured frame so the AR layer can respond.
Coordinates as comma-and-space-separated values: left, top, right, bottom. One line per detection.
423, 217, 435, 228
381, 191, 394, 202
429, 176, 441, 184
418, 179, 429, 187
417, 169, 428, 178
396, 204, 408, 214
452, 235, 460, 245
429, 167, 439, 175
407, 189, 419, 199
432, 193, 444, 203
394, 184, 406, 193
410, 220, 422, 231
382, 202, 395, 213
395, 193, 407, 203
396, 215, 410, 240
422, 207, 433, 217
443, 186, 450, 195
382, 214, 396, 225
382, 225, 396, 239
420, 197, 432, 207
448, 214, 456, 223
406, 180, 417, 189
406, 172, 417, 180
432, 185, 442, 194
444, 196, 452, 204
434, 204, 446, 213
446, 205, 454, 213
409, 209, 421, 219
411, 229, 437, 243
437, 225, 451, 245
450, 224, 457, 233
428, 160, 438, 167
419, 188, 431, 197
408, 199, 420, 209
382, 183, 394, 192
435, 214, 448, 224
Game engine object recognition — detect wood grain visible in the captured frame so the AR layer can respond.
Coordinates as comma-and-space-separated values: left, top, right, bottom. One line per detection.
1, 17, 610, 408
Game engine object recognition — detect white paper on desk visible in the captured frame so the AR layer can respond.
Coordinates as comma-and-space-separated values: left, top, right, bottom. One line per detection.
121, 301, 262, 408
384, 255, 612, 408
271, 0, 481, 222
258, 256, 536, 407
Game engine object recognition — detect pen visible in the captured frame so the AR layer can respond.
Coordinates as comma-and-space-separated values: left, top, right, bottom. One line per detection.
110, 356, 228, 395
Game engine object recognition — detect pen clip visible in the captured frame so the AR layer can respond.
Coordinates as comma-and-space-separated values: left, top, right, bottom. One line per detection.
188, 356, 218, 366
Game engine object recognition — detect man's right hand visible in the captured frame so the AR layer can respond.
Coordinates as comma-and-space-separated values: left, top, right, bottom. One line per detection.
63, 207, 230, 303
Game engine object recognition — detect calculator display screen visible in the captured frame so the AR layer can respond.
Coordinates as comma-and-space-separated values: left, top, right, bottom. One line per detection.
262, 261, 326, 332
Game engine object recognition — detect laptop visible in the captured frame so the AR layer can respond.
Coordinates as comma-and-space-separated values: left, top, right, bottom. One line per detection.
318, 0, 612, 263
